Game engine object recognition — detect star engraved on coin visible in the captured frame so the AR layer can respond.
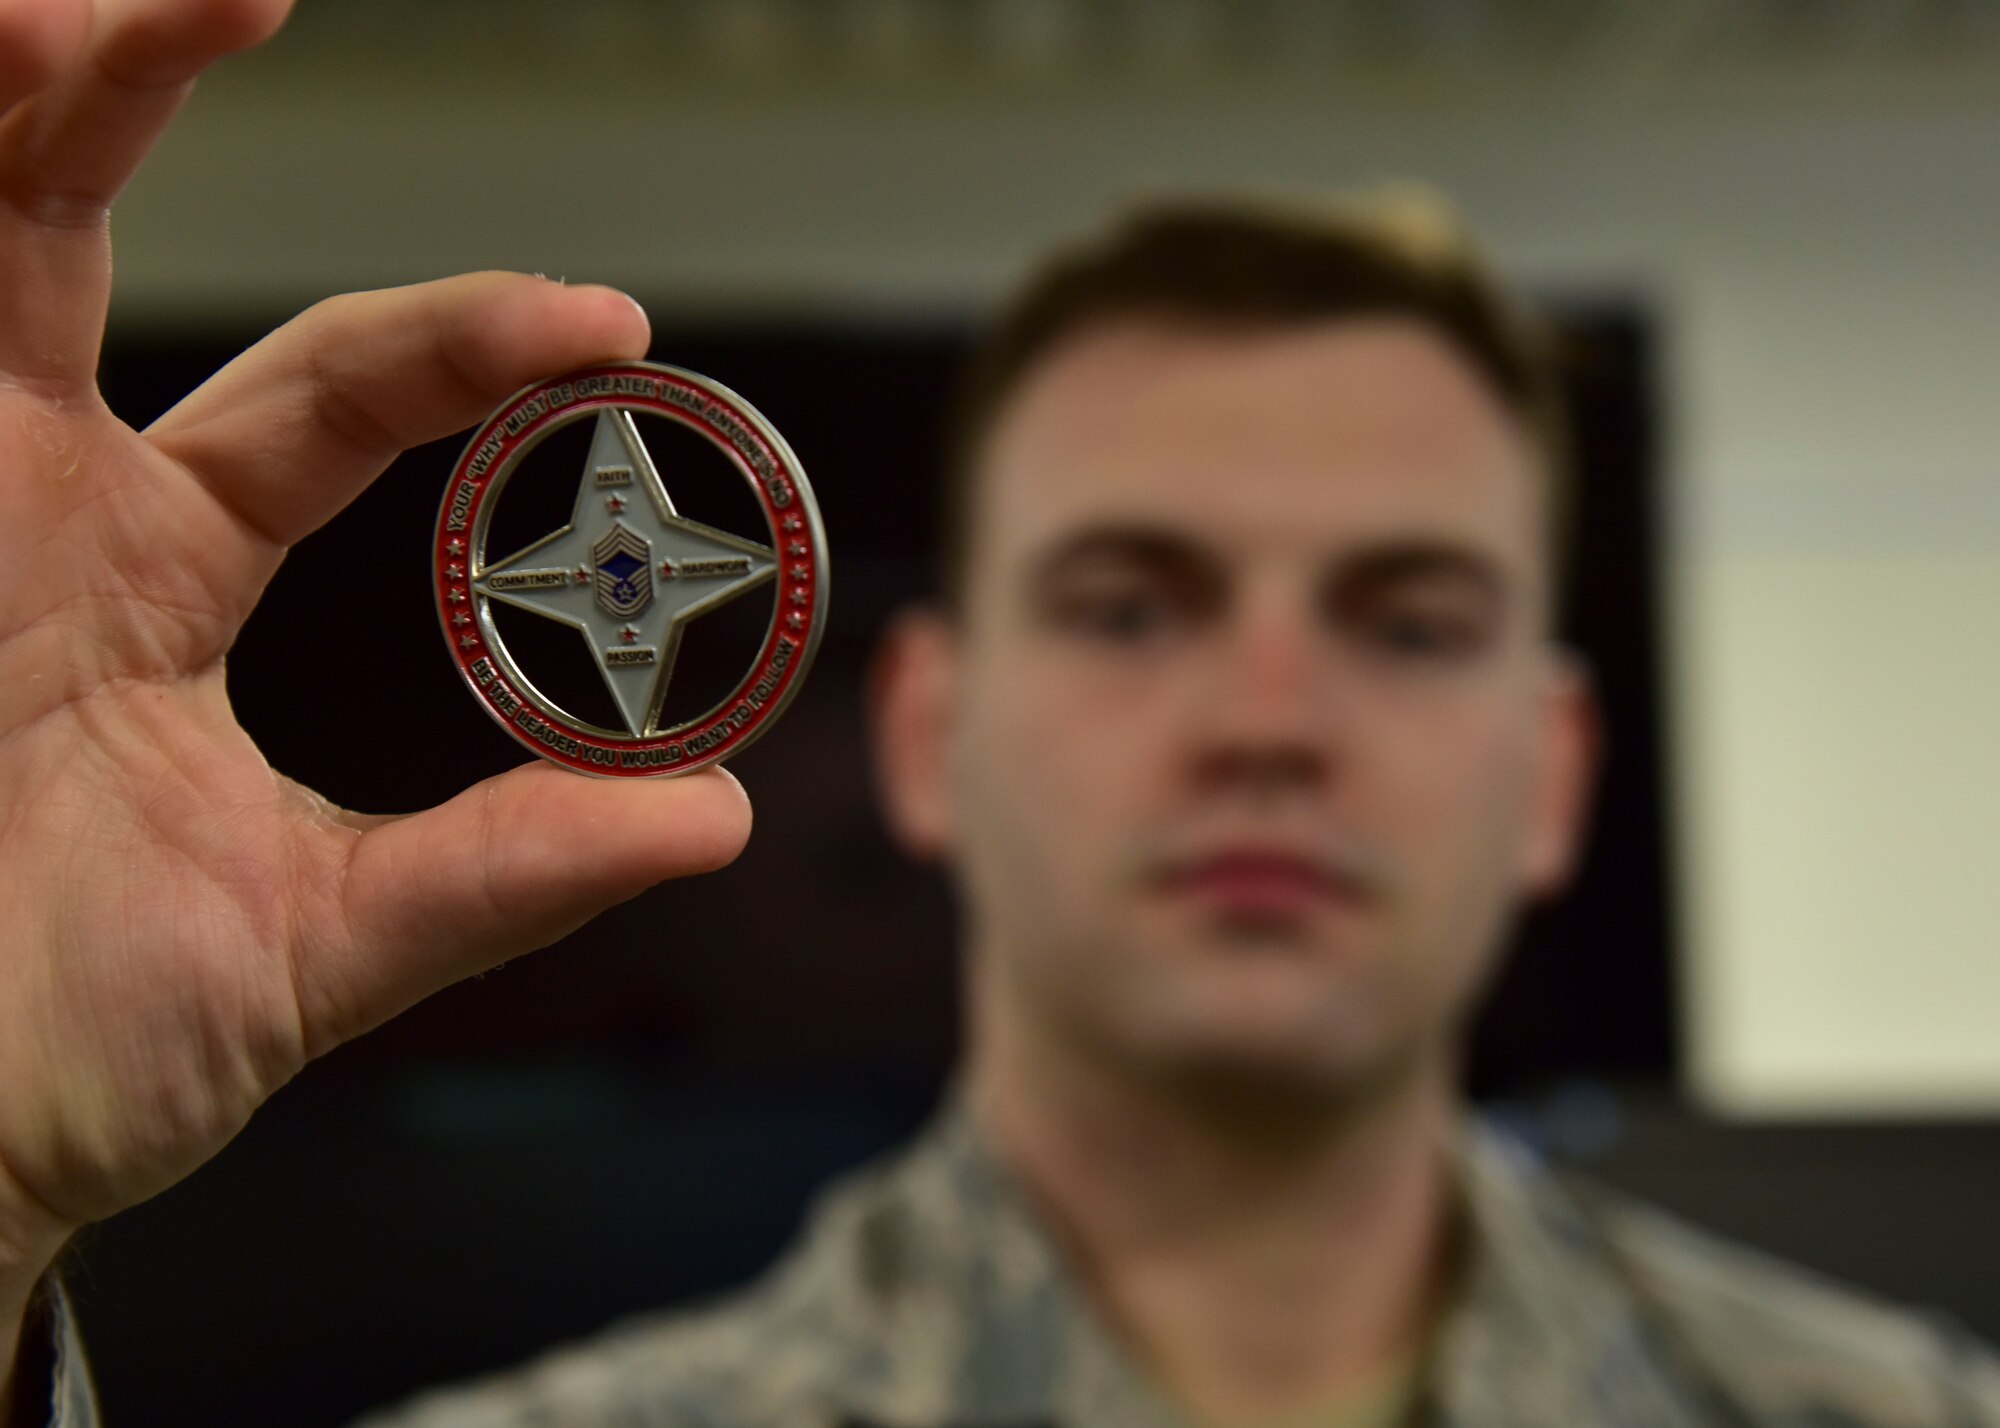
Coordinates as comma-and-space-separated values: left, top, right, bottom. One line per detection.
471, 410, 778, 738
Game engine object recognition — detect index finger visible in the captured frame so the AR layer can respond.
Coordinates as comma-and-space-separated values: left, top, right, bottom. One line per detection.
147, 272, 654, 549
0, 0, 295, 385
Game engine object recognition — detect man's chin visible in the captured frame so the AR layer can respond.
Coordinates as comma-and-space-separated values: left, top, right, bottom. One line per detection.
1111, 991, 1429, 1131
1163, 932, 1387, 1032
1128, 1034, 1430, 1140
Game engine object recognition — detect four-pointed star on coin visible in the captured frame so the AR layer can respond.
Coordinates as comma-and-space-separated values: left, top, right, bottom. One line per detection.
473, 411, 778, 736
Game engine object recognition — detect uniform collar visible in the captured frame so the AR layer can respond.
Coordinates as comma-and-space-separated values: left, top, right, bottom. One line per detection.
818, 1100, 1717, 1428
1430, 1122, 1717, 1428
818, 1099, 1179, 1428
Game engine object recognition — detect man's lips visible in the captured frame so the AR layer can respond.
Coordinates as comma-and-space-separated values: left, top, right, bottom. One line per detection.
1154, 849, 1370, 917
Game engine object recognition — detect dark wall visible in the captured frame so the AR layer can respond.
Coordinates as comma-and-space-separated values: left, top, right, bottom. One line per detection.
67, 307, 1716, 1427
96, 310, 1676, 1089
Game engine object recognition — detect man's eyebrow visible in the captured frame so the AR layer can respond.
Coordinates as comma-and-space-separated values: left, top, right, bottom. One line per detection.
1326, 539, 1512, 604
1022, 527, 1513, 607
1027, 525, 1224, 585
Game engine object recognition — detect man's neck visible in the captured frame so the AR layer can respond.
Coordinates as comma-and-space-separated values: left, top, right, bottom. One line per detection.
967, 1010, 1458, 1428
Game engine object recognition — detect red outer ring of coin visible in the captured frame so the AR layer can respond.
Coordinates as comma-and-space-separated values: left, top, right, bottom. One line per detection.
434, 362, 823, 777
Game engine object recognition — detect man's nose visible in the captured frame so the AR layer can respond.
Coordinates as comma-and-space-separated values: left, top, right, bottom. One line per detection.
1189, 591, 1334, 795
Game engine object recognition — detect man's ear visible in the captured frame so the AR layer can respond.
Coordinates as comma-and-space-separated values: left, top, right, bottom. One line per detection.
867, 605, 961, 861
1519, 647, 1601, 898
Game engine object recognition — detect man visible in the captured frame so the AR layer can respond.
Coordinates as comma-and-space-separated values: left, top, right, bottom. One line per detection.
1, 3, 1996, 1427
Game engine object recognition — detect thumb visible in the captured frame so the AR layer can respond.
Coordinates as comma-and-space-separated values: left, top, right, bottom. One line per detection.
300, 762, 752, 1053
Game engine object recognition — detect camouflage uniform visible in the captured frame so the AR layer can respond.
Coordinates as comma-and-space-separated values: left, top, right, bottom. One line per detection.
42, 1104, 2000, 1428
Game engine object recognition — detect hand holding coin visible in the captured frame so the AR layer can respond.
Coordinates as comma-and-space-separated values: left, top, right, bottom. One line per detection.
0, 0, 752, 1392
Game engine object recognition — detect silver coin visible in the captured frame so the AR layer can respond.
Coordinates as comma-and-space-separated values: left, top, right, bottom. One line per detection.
434, 361, 827, 776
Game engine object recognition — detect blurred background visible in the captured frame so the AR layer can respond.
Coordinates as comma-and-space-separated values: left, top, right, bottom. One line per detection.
70, 1, 2000, 1423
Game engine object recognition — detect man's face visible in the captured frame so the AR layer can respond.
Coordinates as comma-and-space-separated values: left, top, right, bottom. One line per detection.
877, 316, 1593, 1098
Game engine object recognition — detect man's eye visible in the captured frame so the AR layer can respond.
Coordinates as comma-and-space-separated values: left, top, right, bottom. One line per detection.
1047, 588, 1182, 643
1360, 605, 1486, 660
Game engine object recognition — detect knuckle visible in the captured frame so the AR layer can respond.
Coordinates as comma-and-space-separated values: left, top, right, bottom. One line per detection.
296, 287, 363, 334
5, 183, 108, 231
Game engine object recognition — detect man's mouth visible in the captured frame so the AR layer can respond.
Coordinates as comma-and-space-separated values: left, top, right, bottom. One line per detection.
1155, 848, 1371, 919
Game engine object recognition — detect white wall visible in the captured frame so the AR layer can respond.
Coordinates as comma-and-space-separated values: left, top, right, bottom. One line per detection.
112, 45, 2000, 1116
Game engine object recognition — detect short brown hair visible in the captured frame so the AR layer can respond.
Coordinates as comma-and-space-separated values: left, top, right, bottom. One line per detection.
937, 192, 1569, 604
